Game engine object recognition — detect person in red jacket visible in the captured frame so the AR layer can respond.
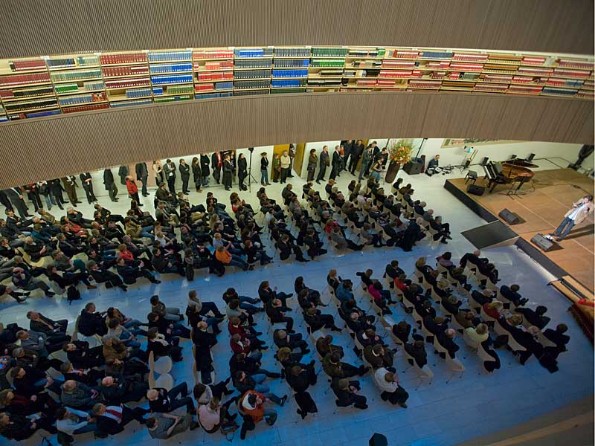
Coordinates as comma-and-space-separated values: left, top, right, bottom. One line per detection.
227, 317, 267, 350
125, 176, 142, 206
238, 390, 277, 440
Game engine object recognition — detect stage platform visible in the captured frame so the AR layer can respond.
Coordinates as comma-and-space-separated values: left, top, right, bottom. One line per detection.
446, 168, 594, 293
445, 168, 594, 340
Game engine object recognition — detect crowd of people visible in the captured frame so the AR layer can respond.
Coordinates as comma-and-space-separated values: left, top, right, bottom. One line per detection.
0, 149, 571, 444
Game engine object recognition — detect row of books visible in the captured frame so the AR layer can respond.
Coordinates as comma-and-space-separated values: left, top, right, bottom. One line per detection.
234, 69, 271, 80
150, 74, 193, 85
50, 69, 102, 82
197, 72, 234, 82
125, 88, 152, 98
100, 53, 147, 65
58, 92, 106, 106
47, 56, 99, 69
234, 49, 273, 58
274, 48, 311, 57
272, 69, 308, 78
148, 51, 192, 63
274, 59, 310, 68
102, 65, 149, 78
149, 63, 193, 74
235, 60, 273, 69
195, 92, 233, 99
233, 80, 270, 89
271, 79, 306, 88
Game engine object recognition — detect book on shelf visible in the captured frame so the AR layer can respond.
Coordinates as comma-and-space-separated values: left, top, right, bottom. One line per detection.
148, 51, 192, 62
149, 63, 192, 74
193, 50, 234, 60
110, 98, 152, 107
0, 72, 51, 87
103, 65, 149, 77
150, 74, 193, 85
105, 78, 150, 89
9, 59, 47, 71
100, 52, 147, 65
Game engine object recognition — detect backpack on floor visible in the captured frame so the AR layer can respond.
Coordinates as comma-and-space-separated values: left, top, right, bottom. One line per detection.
67, 286, 81, 304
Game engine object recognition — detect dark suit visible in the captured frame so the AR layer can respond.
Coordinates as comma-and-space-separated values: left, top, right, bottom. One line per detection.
79, 172, 97, 203
135, 162, 149, 196
316, 151, 330, 182
5, 187, 29, 218
179, 162, 191, 194
211, 153, 222, 183
330, 151, 342, 180
103, 169, 118, 201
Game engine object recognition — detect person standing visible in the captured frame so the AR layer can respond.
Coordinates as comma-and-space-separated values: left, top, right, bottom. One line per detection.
350, 140, 365, 174
341, 140, 354, 171
0, 190, 13, 212
271, 154, 281, 183
222, 155, 233, 191
238, 153, 248, 191
103, 168, 119, 202
200, 154, 211, 187
329, 146, 342, 180
5, 187, 30, 218
135, 162, 149, 197
152, 160, 164, 186
211, 152, 222, 184
23, 183, 42, 212
36, 181, 53, 210
306, 149, 318, 182
191, 157, 202, 192
125, 176, 142, 206
117, 165, 128, 185
79, 172, 97, 204
280, 151, 291, 184
179, 159, 191, 195
164, 159, 177, 194
288, 144, 296, 178
359, 145, 375, 181
550, 195, 594, 241
316, 146, 330, 184
260, 153, 270, 186
62, 176, 81, 206
49, 179, 67, 209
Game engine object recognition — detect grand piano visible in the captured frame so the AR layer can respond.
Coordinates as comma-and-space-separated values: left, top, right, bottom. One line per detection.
483, 161, 535, 193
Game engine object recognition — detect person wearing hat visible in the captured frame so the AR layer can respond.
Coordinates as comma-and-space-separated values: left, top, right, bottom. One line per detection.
373, 368, 409, 408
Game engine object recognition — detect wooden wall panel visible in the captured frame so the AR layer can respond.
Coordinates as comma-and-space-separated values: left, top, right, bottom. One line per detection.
0, 0, 592, 58
0, 92, 592, 188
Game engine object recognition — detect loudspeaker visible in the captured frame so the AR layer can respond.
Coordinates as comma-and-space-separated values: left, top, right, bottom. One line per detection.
480, 157, 490, 166
531, 233, 555, 252
467, 184, 485, 196
498, 208, 521, 225
403, 160, 423, 175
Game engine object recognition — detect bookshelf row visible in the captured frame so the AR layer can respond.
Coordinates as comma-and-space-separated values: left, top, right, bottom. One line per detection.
0, 46, 592, 121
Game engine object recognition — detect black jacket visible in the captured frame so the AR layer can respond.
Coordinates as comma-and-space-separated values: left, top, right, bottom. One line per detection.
103, 169, 115, 186
135, 162, 148, 180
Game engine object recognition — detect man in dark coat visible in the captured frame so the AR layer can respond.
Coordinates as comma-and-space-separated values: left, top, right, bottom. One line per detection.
103, 169, 118, 202
135, 162, 149, 196
316, 146, 330, 184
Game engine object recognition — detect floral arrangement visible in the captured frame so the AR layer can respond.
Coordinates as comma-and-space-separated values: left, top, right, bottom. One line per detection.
388, 140, 413, 165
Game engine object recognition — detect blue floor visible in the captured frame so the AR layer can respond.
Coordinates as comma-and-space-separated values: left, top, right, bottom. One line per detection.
1, 166, 593, 446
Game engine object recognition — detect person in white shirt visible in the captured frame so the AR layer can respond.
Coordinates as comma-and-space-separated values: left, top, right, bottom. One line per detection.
56, 407, 96, 436
280, 151, 291, 184
551, 195, 594, 240
373, 368, 409, 408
